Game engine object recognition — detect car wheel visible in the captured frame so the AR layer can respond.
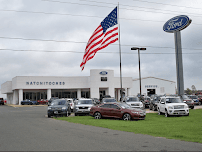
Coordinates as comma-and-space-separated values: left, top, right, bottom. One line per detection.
158, 108, 162, 115
94, 112, 102, 119
65, 111, 69, 117
152, 106, 155, 111
165, 110, 170, 117
191, 106, 194, 109
75, 113, 78, 116
122, 113, 131, 121
149, 105, 152, 110
48, 114, 51, 118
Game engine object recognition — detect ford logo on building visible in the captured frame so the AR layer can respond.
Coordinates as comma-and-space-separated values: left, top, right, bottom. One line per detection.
99, 71, 108, 75
163, 15, 191, 33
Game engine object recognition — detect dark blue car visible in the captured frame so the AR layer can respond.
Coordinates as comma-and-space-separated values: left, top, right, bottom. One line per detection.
21, 99, 38, 105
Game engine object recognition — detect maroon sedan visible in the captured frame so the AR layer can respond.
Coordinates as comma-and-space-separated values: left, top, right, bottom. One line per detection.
90, 102, 146, 120
37, 99, 48, 105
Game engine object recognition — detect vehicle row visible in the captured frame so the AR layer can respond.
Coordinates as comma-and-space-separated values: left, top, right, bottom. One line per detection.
21, 99, 49, 105
44, 93, 200, 119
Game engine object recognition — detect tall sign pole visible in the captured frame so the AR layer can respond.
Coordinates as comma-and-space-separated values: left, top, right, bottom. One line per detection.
163, 15, 192, 95
174, 31, 184, 95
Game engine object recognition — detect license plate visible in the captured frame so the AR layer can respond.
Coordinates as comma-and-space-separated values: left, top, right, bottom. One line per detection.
54, 111, 58, 114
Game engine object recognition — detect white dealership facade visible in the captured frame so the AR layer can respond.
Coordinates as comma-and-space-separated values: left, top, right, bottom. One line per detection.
1, 69, 176, 105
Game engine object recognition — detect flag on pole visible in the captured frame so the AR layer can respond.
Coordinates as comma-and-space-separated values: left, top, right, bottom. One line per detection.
80, 7, 118, 71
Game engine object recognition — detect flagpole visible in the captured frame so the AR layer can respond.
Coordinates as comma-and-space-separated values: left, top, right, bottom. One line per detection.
118, 3, 123, 101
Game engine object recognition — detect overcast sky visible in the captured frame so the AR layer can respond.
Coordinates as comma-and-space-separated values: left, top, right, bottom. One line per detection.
0, 0, 202, 90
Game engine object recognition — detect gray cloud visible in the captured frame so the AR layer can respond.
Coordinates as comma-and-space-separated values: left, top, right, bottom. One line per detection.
0, 0, 201, 90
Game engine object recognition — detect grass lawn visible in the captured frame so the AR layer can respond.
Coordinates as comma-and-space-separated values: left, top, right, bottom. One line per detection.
55, 109, 202, 143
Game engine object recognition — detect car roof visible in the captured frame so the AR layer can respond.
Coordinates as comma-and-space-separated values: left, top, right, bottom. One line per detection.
78, 98, 92, 100
161, 96, 180, 98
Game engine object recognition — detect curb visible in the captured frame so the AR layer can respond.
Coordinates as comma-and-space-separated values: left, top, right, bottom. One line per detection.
6, 104, 48, 108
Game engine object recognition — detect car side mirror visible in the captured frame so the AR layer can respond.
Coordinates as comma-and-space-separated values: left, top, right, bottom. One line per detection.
116, 107, 121, 110
160, 102, 165, 104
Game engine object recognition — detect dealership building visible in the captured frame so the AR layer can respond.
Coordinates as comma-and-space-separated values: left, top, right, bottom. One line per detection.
1, 69, 176, 105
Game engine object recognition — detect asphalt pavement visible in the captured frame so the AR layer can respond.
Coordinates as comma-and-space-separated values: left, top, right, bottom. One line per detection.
0, 105, 202, 151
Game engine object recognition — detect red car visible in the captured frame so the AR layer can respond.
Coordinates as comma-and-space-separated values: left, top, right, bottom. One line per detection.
37, 99, 48, 105
90, 102, 146, 120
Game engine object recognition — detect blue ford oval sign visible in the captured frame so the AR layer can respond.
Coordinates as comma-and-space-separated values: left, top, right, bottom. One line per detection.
163, 15, 191, 33
99, 71, 108, 75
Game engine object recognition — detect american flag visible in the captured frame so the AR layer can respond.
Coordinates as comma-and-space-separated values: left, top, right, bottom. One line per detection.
80, 7, 118, 71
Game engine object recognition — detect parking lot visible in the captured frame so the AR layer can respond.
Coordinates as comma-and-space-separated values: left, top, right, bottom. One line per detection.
0, 104, 202, 151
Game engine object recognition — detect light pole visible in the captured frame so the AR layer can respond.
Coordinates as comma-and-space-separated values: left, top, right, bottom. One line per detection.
131, 47, 146, 100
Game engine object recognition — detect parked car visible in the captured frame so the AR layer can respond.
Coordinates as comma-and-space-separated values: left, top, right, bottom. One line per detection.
66, 98, 74, 111
198, 95, 202, 105
47, 99, 71, 118
149, 95, 163, 111
122, 96, 143, 109
90, 102, 146, 120
0, 98, 4, 105
91, 98, 100, 105
21, 99, 38, 105
142, 96, 150, 108
48, 97, 59, 106
100, 95, 111, 101
180, 95, 194, 109
37, 99, 48, 105
74, 98, 94, 116
102, 98, 117, 104
157, 96, 189, 117
189, 95, 200, 105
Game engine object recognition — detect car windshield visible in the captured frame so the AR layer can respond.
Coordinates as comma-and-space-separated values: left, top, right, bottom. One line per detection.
103, 98, 117, 102
189, 96, 197, 99
166, 98, 183, 103
118, 103, 131, 109
78, 100, 93, 104
181, 95, 189, 100
126, 97, 139, 102
51, 100, 66, 105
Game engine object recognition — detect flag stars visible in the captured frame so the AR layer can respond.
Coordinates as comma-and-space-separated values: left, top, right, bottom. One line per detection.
101, 7, 117, 33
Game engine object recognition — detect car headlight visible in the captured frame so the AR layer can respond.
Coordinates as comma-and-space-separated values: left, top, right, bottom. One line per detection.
140, 103, 143, 106
185, 105, 188, 108
62, 107, 67, 110
132, 111, 139, 114
48, 107, 52, 110
168, 106, 173, 109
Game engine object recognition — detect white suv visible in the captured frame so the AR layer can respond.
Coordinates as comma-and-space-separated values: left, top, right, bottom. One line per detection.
157, 96, 189, 117
73, 98, 94, 116
122, 96, 143, 109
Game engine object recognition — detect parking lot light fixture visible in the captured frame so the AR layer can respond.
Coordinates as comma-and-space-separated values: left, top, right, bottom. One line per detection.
131, 47, 146, 100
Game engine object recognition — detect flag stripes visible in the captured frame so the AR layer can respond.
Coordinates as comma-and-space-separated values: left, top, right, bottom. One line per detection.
80, 7, 118, 71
